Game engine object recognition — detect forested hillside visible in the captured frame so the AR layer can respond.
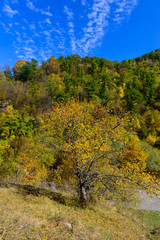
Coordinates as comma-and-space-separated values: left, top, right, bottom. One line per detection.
0, 49, 160, 206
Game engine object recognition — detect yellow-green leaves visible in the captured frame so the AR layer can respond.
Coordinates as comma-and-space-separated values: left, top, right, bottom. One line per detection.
41, 101, 159, 206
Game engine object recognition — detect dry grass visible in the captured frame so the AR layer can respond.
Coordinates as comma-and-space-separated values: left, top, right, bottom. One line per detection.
0, 185, 159, 240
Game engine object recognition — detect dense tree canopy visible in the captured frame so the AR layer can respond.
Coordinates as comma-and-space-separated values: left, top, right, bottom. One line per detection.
0, 49, 160, 207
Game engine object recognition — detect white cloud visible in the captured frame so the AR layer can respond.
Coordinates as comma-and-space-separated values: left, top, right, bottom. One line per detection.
30, 24, 36, 30
23, 19, 28, 24
82, 0, 86, 6
12, 0, 19, 4
66, 0, 111, 54
26, 0, 38, 11
25, 39, 35, 44
43, 30, 51, 36
64, 6, 73, 20
3, 4, 19, 18
63, 0, 138, 55
26, 0, 53, 17
64, 6, 76, 52
0, 0, 138, 61
40, 10, 53, 17
114, 0, 138, 22
0, 21, 10, 33
45, 18, 51, 24
18, 44, 37, 60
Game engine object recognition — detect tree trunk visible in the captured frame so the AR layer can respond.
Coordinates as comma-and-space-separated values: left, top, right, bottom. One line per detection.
79, 185, 88, 208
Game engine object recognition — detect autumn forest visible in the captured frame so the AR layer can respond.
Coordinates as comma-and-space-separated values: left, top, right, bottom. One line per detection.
0, 49, 160, 207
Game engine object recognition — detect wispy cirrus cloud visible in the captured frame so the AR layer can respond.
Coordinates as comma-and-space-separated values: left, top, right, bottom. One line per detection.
64, 6, 76, 52
0, 21, 10, 32
26, 0, 38, 11
116, 0, 137, 15
3, 4, 19, 18
12, 0, 19, 4
26, 0, 53, 17
41, 10, 53, 17
64, 5, 74, 20
0, 0, 138, 62
45, 18, 51, 24
82, 0, 87, 6
64, 0, 138, 55
76, 0, 111, 55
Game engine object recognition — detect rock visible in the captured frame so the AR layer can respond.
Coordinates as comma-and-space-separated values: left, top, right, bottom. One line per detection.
64, 222, 72, 230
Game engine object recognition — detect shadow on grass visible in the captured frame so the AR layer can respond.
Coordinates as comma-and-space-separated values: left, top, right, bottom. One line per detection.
0, 182, 79, 207
150, 226, 160, 239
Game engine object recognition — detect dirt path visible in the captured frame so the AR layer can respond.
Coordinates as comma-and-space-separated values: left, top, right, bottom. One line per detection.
40, 183, 160, 211
137, 191, 160, 212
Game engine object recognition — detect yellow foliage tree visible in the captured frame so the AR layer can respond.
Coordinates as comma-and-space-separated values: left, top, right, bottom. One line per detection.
13, 59, 26, 81
146, 135, 157, 146
121, 135, 148, 171
119, 86, 124, 98
42, 101, 160, 207
0, 71, 6, 82
47, 56, 60, 74
16, 137, 49, 183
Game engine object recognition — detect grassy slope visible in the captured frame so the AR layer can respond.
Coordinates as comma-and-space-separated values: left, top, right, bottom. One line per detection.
0, 186, 160, 240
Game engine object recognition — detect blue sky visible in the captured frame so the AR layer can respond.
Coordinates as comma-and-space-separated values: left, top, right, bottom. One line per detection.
0, 0, 160, 68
